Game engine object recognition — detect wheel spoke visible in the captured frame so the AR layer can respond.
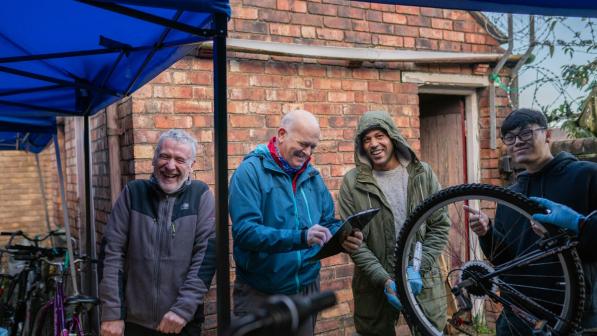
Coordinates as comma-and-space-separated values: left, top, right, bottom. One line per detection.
394, 184, 583, 336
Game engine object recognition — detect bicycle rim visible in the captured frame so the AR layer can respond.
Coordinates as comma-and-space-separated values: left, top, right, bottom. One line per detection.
394, 184, 584, 336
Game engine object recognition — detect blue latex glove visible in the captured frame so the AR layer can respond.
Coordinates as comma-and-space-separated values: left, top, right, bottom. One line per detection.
384, 280, 402, 310
407, 266, 423, 296
530, 197, 584, 234
384, 268, 424, 311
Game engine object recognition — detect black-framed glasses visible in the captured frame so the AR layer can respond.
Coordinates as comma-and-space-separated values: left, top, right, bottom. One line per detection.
501, 127, 546, 145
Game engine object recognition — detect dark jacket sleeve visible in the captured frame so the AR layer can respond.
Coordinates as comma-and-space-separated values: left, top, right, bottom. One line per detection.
169, 190, 216, 322
478, 205, 517, 266
578, 166, 597, 261
579, 211, 597, 262
99, 186, 131, 321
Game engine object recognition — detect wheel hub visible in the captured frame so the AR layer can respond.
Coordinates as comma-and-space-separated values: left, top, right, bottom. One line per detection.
459, 260, 498, 297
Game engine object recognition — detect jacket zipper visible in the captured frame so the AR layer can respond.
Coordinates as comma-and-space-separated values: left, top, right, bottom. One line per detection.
291, 178, 301, 293
153, 216, 160, 322
153, 195, 168, 322
300, 189, 313, 226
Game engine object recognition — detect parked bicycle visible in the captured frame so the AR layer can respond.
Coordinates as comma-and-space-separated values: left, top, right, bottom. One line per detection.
0, 230, 65, 336
394, 184, 584, 336
30, 255, 98, 336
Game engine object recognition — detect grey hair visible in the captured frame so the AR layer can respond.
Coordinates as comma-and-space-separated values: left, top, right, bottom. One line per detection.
280, 109, 319, 131
154, 129, 197, 163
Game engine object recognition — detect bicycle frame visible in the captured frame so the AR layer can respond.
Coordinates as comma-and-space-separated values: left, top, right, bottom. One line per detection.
42, 265, 84, 336
35, 263, 84, 336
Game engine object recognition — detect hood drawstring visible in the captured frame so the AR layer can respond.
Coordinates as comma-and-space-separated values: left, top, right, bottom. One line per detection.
367, 192, 372, 208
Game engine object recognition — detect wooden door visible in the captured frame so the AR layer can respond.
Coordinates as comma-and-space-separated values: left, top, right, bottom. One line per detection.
419, 94, 466, 188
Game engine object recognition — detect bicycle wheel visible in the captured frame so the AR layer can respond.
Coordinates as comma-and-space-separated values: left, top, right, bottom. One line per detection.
394, 184, 585, 336
30, 303, 52, 336
0, 275, 16, 333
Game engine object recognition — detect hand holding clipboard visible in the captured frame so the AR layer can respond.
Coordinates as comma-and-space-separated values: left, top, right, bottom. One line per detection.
306, 208, 380, 261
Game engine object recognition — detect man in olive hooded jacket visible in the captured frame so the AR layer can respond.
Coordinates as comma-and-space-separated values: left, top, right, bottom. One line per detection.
338, 111, 450, 335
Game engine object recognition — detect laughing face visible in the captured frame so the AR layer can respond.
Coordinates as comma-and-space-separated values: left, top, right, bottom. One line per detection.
277, 120, 320, 169
152, 138, 195, 194
362, 128, 400, 171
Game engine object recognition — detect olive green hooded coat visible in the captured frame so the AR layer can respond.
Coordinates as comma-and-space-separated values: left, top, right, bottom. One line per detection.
338, 111, 450, 335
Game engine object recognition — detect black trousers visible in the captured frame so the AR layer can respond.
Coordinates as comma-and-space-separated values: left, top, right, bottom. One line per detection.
125, 320, 202, 336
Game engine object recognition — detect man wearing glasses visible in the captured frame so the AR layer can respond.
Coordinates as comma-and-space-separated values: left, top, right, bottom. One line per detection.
464, 108, 597, 334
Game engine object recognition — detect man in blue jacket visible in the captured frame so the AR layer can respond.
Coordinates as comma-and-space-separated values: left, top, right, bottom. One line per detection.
465, 108, 597, 334
229, 109, 363, 336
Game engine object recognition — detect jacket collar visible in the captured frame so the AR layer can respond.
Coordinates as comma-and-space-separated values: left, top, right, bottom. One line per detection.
248, 143, 319, 188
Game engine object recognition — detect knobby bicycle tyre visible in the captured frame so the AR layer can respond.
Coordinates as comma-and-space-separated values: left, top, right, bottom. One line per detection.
394, 184, 585, 336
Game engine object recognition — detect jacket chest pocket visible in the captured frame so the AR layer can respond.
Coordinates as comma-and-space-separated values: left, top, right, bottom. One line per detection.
165, 217, 196, 258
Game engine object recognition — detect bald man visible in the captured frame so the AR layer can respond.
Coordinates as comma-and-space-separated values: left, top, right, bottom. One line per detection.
229, 110, 363, 335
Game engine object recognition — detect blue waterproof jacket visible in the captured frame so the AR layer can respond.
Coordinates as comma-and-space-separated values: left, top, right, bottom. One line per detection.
230, 144, 342, 295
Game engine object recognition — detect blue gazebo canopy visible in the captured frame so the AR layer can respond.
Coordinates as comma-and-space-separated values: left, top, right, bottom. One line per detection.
0, 116, 55, 153
0, 0, 229, 152
0, 0, 229, 119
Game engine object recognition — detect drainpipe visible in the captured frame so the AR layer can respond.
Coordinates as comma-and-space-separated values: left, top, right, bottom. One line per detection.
34, 153, 54, 246
511, 16, 536, 109
490, 14, 513, 149
53, 134, 79, 295
106, 105, 122, 203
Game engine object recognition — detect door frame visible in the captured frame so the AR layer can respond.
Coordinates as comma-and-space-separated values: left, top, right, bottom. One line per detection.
402, 71, 487, 185
417, 87, 481, 185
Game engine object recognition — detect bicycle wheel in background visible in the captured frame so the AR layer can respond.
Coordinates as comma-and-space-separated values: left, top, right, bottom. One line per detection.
394, 184, 585, 336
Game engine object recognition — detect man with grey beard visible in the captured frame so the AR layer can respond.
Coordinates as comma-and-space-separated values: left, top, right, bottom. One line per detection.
99, 129, 216, 336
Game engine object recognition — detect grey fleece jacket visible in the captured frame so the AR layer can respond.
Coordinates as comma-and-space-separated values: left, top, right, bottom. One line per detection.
99, 178, 216, 329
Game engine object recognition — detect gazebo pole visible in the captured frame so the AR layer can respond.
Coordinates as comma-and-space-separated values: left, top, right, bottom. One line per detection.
213, 12, 230, 334
83, 115, 100, 331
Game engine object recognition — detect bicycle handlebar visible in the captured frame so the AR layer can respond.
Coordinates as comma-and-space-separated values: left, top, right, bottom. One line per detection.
0, 230, 65, 243
39, 256, 94, 265
224, 291, 337, 336
1, 245, 66, 261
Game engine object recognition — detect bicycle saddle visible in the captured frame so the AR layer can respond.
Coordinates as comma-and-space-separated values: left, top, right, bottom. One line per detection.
65, 295, 99, 311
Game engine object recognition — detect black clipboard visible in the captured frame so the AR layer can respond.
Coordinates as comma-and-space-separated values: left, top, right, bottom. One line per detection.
306, 208, 380, 262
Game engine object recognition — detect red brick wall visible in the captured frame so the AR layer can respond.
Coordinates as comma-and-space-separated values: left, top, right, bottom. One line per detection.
90, 110, 111, 242
81, 1, 513, 335
125, 57, 510, 335
230, 1, 501, 52
58, 103, 131, 259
